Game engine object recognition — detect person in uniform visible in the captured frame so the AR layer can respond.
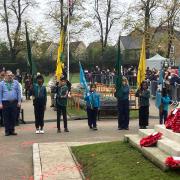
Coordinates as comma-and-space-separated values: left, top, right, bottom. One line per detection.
0, 71, 5, 127
136, 81, 150, 129
32, 75, 47, 134
85, 84, 100, 130
0, 70, 21, 136
56, 77, 69, 133
117, 77, 130, 130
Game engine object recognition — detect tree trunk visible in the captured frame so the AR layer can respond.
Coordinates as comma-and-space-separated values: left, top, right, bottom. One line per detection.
3, 0, 14, 60
144, 1, 150, 59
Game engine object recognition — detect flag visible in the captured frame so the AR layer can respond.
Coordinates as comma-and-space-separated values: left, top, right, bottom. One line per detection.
115, 36, 123, 98
56, 29, 64, 80
155, 91, 162, 108
158, 68, 163, 85
178, 64, 180, 77
137, 38, 146, 88
79, 62, 89, 93
25, 22, 36, 75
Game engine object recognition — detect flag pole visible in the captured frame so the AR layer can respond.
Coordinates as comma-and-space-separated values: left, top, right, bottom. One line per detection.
67, 0, 70, 81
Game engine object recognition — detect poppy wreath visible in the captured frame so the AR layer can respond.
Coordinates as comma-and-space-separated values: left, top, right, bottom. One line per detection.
140, 132, 163, 147
165, 113, 175, 129
171, 111, 180, 133
165, 156, 180, 168
165, 109, 180, 133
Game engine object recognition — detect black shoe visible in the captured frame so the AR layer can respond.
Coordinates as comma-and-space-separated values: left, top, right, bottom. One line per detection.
57, 129, 61, 133
118, 127, 123, 130
5, 133, 10, 136
93, 127, 98, 130
89, 126, 93, 129
124, 128, 129, 130
64, 128, 69, 132
10, 132, 17, 135
50, 105, 54, 107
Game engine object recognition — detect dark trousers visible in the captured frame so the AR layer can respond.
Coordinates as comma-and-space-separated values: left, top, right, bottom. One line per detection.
2, 101, 18, 133
15, 107, 20, 125
118, 99, 129, 129
0, 109, 3, 126
87, 107, 98, 128
57, 105, 67, 129
159, 110, 168, 124
34, 105, 45, 129
139, 106, 149, 127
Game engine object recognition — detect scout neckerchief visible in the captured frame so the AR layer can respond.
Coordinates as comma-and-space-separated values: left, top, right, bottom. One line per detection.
5, 80, 13, 91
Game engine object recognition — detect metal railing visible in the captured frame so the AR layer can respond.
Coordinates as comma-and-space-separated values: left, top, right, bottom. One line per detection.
85, 74, 137, 87
150, 80, 180, 101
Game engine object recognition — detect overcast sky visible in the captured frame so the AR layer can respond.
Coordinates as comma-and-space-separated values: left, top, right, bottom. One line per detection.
0, 0, 135, 45
28, 0, 135, 45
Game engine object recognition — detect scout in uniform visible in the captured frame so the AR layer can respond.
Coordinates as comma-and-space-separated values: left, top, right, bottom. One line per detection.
56, 77, 69, 133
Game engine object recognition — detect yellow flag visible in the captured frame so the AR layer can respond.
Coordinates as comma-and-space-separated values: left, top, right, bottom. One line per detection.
137, 38, 146, 88
56, 29, 64, 80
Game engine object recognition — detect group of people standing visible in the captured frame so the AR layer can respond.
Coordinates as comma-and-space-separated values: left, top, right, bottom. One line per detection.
0, 70, 70, 136
0, 67, 173, 137
117, 78, 150, 130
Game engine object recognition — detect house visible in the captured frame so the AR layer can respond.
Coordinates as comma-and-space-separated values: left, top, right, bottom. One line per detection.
120, 35, 141, 65
120, 27, 180, 66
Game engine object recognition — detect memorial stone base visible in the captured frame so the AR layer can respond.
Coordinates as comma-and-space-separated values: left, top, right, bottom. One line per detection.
124, 125, 180, 171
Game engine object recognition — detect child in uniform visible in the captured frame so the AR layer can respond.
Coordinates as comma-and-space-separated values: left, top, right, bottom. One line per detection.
136, 81, 150, 129
32, 75, 47, 134
85, 84, 100, 130
56, 77, 69, 133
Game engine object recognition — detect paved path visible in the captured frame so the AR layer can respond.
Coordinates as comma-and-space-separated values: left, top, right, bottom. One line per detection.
0, 94, 162, 180
0, 117, 160, 180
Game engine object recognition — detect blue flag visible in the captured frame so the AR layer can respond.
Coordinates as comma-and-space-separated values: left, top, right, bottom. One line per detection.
178, 64, 180, 77
155, 91, 162, 108
158, 68, 163, 85
79, 62, 89, 93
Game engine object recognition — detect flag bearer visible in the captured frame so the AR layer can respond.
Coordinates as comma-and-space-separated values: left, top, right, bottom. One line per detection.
56, 77, 69, 133
136, 81, 150, 129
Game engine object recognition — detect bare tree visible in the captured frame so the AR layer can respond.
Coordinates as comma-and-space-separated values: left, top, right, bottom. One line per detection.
47, 0, 87, 40
93, 0, 124, 54
162, 0, 180, 58
0, 0, 36, 60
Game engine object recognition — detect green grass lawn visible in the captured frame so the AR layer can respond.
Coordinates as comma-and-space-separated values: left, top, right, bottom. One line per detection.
69, 73, 80, 83
67, 106, 87, 117
130, 110, 138, 119
43, 73, 80, 86
72, 141, 180, 180
67, 105, 138, 119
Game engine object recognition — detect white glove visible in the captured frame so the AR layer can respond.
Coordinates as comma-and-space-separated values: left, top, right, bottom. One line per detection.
87, 92, 90, 96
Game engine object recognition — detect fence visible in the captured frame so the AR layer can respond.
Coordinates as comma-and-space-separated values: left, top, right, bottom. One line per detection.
150, 81, 180, 101
69, 85, 139, 111
85, 74, 137, 87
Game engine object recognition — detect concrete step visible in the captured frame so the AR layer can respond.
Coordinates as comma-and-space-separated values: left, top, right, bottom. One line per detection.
124, 134, 169, 171
138, 129, 155, 137
157, 138, 180, 156
155, 125, 180, 144
138, 128, 180, 156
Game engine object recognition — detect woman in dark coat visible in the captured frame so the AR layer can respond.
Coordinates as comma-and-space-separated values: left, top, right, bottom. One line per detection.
136, 81, 150, 129
117, 77, 130, 130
